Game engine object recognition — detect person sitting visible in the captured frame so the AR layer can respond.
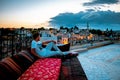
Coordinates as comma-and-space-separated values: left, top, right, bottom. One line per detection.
31, 32, 68, 58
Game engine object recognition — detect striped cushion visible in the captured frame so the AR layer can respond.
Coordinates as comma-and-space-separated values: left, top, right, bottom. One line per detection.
20, 50, 36, 62
0, 59, 22, 80
0, 62, 11, 80
2, 57, 22, 75
11, 54, 33, 71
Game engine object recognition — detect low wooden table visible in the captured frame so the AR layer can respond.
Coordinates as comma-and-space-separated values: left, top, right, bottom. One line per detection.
42, 43, 70, 52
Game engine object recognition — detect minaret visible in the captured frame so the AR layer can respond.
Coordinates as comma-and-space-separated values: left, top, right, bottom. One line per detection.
87, 22, 89, 30
86, 22, 89, 41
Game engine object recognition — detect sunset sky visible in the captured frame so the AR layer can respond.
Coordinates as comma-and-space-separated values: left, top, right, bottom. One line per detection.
0, 0, 120, 30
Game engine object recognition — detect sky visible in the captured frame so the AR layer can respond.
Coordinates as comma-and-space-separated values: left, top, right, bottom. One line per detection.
0, 0, 120, 30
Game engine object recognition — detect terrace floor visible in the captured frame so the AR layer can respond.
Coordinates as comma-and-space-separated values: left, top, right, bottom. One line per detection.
77, 43, 120, 80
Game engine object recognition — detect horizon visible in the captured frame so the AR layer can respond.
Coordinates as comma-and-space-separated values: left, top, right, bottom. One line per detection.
1, 26, 120, 32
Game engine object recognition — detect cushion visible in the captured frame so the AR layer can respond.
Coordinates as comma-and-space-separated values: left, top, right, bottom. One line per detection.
18, 58, 61, 80
0, 57, 23, 80
19, 50, 35, 63
11, 54, 33, 71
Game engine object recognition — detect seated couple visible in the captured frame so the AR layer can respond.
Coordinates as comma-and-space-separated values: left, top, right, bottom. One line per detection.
31, 32, 69, 58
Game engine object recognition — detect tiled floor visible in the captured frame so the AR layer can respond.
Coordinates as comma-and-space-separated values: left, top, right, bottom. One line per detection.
77, 43, 120, 80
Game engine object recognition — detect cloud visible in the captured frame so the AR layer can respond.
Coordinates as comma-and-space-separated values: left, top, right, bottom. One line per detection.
85, 9, 96, 12
49, 10, 120, 30
83, 0, 119, 6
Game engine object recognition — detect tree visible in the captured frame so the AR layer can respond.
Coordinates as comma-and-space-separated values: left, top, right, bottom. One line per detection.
110, 29, 113, 34
69, 27, 73, 32
74, 26, 78, 29
89, 29, 102, 35
38, 27, 45, 31
49, 28, 55, 30
20, 27, 24, 30
97, 29, 102, 35
106, 28, 109, 32
64, 27, 69, 32
60, 26, 64, 29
